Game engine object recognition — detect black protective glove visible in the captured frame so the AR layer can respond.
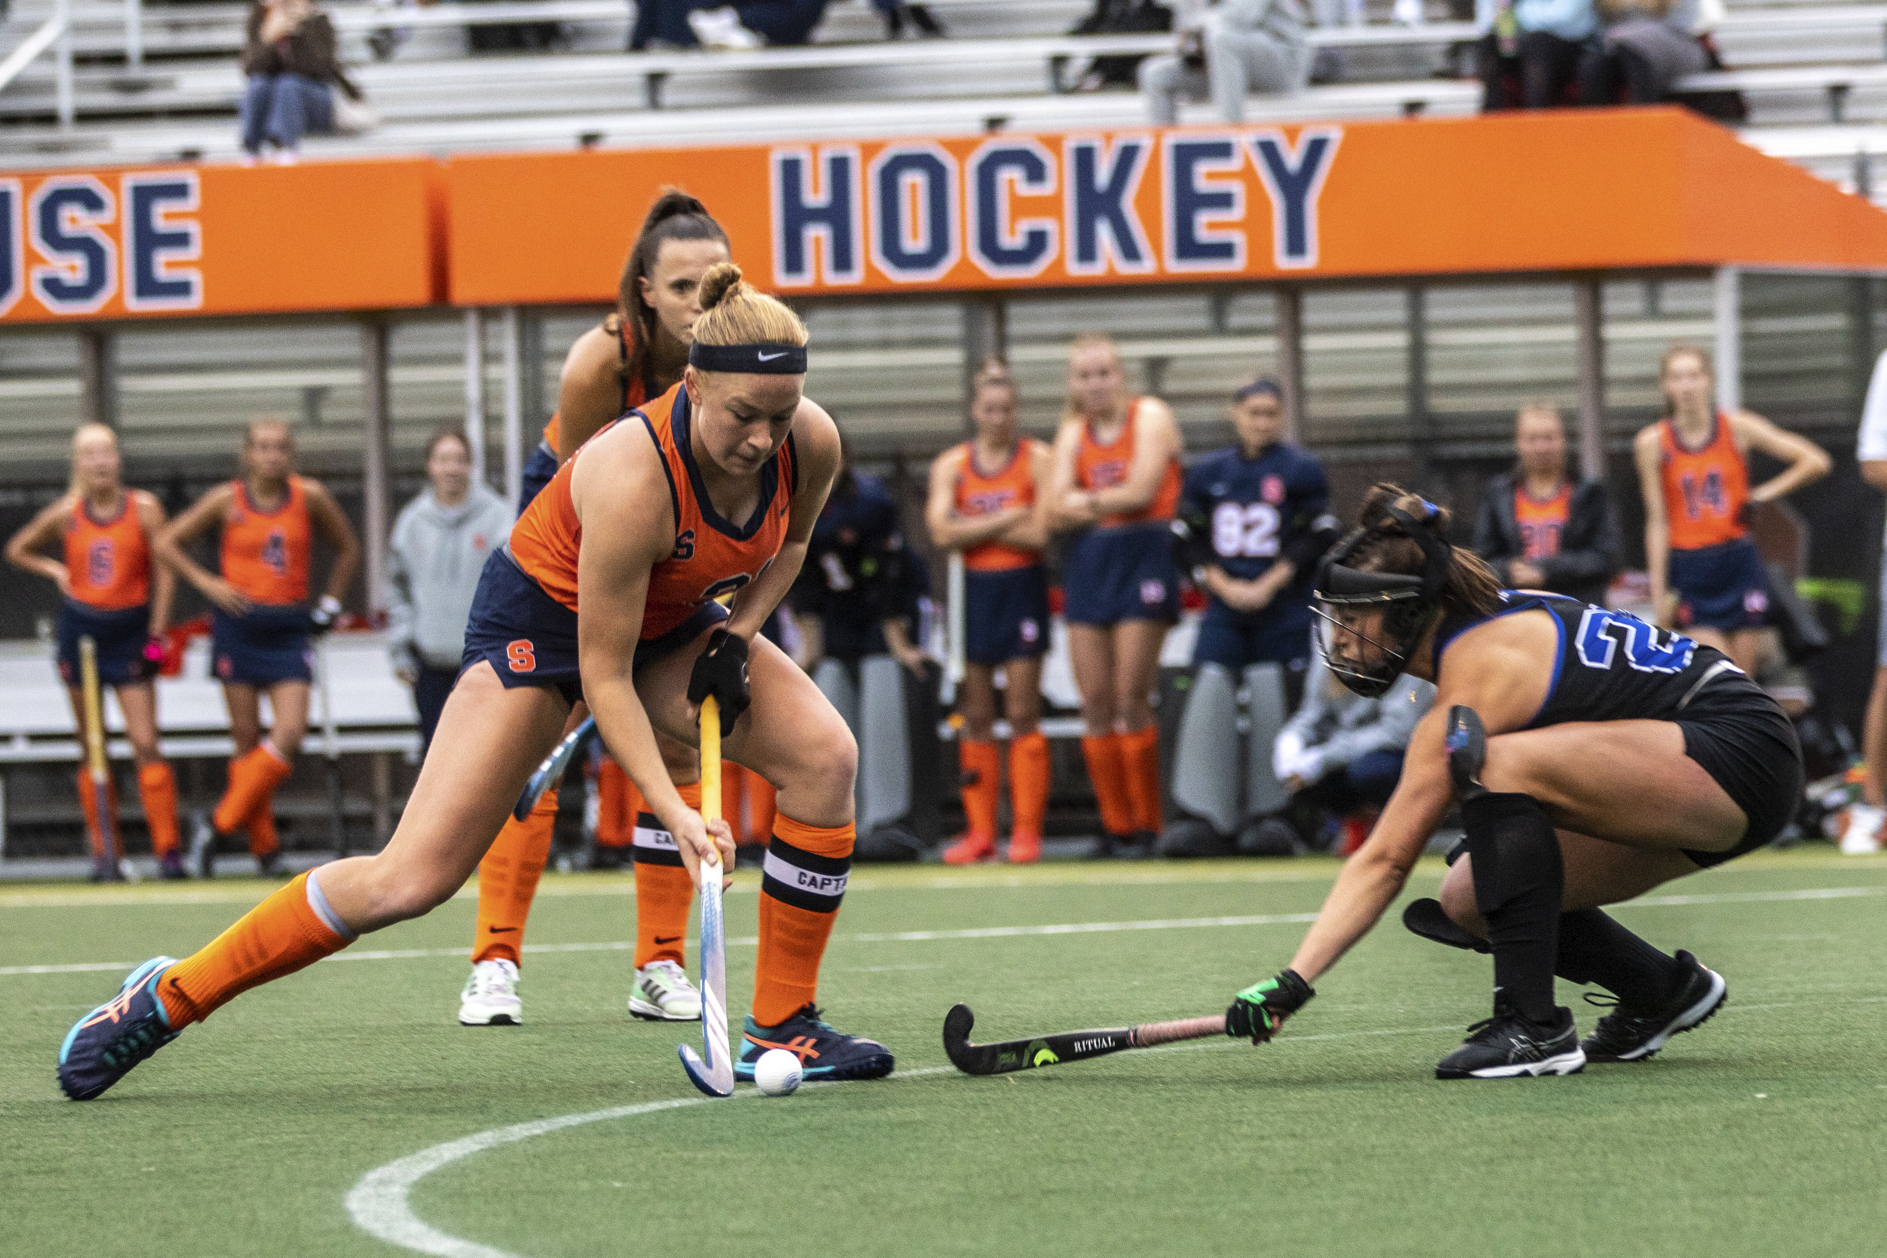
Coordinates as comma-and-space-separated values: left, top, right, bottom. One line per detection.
686, 628, 751, 736
1225, 968, 1315, 1044
1169, 512, 1215, 577
307, 595, 343, 636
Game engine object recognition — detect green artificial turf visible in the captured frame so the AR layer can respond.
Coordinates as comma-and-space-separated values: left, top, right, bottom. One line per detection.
4, 851, 1885, 1257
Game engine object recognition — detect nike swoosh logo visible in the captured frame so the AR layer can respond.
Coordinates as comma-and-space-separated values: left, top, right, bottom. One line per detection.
487, 926, 519, 934
654, 935, 682, 945
756, 351, 788, 362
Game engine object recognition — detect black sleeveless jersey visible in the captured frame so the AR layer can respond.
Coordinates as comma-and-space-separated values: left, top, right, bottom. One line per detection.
1434, 591, 1748, 729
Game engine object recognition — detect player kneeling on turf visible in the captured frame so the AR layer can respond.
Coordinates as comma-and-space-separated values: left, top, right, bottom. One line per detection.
1226, 486, 1797, 1078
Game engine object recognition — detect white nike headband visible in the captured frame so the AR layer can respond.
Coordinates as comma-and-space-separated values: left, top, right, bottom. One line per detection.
688, 342, 808, 374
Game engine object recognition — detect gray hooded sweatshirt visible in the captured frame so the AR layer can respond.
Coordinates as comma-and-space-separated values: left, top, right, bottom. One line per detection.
384, 483, 513, 674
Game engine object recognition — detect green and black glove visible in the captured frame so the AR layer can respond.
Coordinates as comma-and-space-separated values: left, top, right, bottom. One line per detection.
1225, 969, 1314, 1044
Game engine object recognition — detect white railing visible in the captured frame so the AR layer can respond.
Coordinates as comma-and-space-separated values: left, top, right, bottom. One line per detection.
0, 0, 72, 126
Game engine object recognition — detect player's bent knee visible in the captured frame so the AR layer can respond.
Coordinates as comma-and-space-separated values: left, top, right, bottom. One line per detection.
1439, 866, 1486, 935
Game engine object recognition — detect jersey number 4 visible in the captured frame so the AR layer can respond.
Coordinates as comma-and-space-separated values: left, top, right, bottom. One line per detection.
1212, 502, 1280, 558
1574, 608, 1696, 675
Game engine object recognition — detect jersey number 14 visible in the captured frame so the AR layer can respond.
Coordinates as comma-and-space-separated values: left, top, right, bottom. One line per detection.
1574, 608, 1696, 675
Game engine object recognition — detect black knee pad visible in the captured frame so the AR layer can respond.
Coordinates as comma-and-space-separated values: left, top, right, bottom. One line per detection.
1462, 791, 1561, 918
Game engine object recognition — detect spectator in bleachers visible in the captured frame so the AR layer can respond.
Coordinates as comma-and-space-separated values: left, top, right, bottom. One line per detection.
384, 428, 511, 756
1050, 333, 1184, 856
240, 0, 366, 160
5, 425, 185, 880
1579, 0, 1709, 105
630, 0, 839, 49
1470, 401, 1620, 606
879, 2, 944, 40
1139, 0, 1310, 125
1475, 0, 1596, 110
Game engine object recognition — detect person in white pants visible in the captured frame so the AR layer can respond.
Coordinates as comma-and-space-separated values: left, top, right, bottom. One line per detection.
1849, 350, 1887, 853
1139, 0, 1310, 124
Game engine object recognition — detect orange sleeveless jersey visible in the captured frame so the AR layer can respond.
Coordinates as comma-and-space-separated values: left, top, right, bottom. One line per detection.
221, 476, 313, 605
1513, 481, 1572, 562
539, 316, 642, 456
509, 383, 799, 639
1658, 414, 1749, 550
64, 493, 150, 610
955, 440, 1043, 572
1075, 399, 1181, 528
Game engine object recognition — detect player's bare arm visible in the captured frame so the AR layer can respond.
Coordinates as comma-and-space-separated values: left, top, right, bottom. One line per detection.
156, 484, 249, 614
1633, 424, 1672, 623
1730, 410, 1832, 504
570, 423, 732, 884
4, 496, 76, 594
302, 478, 361, 604
134, 491, 176, 634
925, 447, 1024, 551
1047, 418, 1094, 528
1286, 613, 1553, 982
1086, 397, 1179, 517
1006, 439, 1056, 551
554, 325, 631, 460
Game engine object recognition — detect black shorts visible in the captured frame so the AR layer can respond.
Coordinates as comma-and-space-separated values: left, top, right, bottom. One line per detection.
56, 601, 155, 687
1674, 672, 1804, 868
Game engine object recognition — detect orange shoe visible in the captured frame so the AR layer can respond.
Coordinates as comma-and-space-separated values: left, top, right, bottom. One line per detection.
1006, 831, 1041, 864
941, 832, 997, 864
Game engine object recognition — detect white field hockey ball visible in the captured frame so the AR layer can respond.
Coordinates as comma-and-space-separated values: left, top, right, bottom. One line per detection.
753, 1048, 803, 1096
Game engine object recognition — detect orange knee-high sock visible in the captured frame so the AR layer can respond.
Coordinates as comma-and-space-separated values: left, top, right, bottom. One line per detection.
633, 782, 699, 968
1120, 726, 1163, 833
959, 739, 1002, 838
213, 743, 293, 837
744, 772, 776, 849
471, 788, 558, 966
595, 759, 634, 849
158, 869, 354, 1027
137, 762, 181, 858
76, 768, 120, 860
753, 813, 854, 1027
1009, 731, 1050, 837
722, 764, 748, 844
1080, 734, 1135, 836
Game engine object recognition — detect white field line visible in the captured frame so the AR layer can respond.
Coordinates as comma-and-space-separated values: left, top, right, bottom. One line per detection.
7, 884, 1884, 979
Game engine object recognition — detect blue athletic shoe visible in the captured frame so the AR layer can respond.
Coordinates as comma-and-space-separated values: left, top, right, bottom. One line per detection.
58, 957, 181, 1101
736, 1004, 894, 1082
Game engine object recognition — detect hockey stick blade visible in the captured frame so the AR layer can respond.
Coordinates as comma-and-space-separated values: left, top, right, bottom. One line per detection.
513, 717, 596, 822
943, 1003, 1227, 1075
680, 698, 734, 1097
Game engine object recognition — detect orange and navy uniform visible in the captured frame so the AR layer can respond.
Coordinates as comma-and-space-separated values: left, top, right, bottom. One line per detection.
1062, 399, 1182, 628
211, 477, 317, 686
473, 382, 797, 700
1657, 414, 1769, 633
55, 494, 156, 687
954, 440, 1050, 666
520, 315, 648, 511
1513, 481, 1573, 562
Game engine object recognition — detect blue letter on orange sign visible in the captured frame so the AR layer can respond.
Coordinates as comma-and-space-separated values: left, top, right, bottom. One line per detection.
1166, 138, 1242, 270
970, 141, 1056, 278
871, 146, 957, 281
0, 179, 20, 318
124, 174, 201, 312
773, 146, 860, 287
30, 178, 117, 315
1249, 129, 1340, 270
1066, 138, 1150, 277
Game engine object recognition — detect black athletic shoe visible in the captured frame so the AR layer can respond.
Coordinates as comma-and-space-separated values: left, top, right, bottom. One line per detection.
1580, 951, 1727, 1063
189, 813, 217, 880
1156, 814, 1234, 858
1436, 999, 1585, 1079
256, 849, 284, 879
1236, 816, 1304, 857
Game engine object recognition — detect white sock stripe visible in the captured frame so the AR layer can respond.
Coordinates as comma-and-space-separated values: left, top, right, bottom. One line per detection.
761, 849, 850, 902
632, 824, 678, 852
304, 868, 357, 940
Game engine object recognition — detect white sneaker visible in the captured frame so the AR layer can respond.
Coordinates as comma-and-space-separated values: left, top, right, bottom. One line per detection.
688, 7, 762, 49
629, 959, 702, 1021
459, 959, 522, 1025
1840, 803, 1884, 855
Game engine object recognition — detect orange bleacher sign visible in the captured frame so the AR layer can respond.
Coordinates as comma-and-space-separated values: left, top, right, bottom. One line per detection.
447, 108, 1887, 307
0, 159, 442, 324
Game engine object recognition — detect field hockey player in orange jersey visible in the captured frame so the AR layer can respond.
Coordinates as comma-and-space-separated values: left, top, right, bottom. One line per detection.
58, 263, 895, 1101
459, 190, 732, 1029
1633, 344, 1829, 678
1048, 333, 1184, 857
927, 360, 1053, 864
154, 419, 360, 878
5, 424, 184, 881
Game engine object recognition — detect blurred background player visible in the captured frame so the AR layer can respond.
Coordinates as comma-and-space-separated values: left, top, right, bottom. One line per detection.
460, 189, 729, 1027
1160, 377, 1336, 858
4, 424, 184, 880
385, 427, 512, 755
1471, 401, 1620, 606
1049, 333, 1183, 857
157, 418, 359, 878
1634, 343, 1829, 677
790, 439, 934, 860
1847, 345, 1887, 855
926, 360, 1052, 864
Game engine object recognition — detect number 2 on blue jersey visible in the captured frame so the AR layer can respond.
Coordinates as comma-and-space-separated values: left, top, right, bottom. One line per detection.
1574, 608, 1696, 675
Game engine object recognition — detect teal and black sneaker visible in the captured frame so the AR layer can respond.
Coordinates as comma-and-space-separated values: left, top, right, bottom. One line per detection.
57, 957, 181, 1101
736, 1004, 894, 1082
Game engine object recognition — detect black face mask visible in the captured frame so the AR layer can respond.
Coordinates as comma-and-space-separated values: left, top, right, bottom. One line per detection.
1311, 506, 1451, 699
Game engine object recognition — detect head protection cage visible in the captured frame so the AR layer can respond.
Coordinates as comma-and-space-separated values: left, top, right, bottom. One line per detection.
1311, 502, 1452, 698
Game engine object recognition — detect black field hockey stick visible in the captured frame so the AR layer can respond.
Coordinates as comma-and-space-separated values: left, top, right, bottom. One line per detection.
513, 716, 596, 822
943, 1003, 1227, 1075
